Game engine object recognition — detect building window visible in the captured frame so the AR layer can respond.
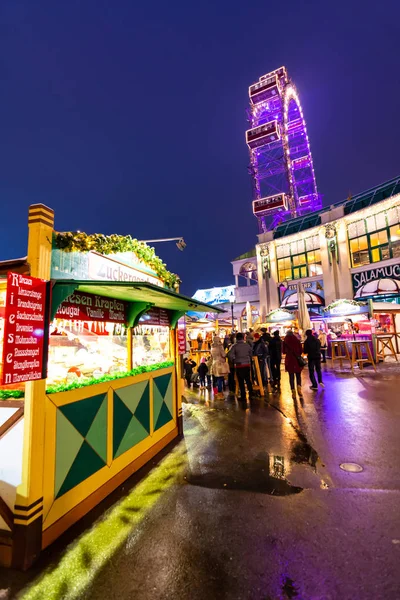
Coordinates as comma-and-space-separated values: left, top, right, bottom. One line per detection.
348, 207, 400, 267
276, 235, 321, 281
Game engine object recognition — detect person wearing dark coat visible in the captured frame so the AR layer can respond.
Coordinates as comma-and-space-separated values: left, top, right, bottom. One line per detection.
183, 358, 197, 388
303, 329, 324, 390
269, 330, 282, 388
283, 330, 304, 397
197, 359, 209, 390
252, 333, 269, 385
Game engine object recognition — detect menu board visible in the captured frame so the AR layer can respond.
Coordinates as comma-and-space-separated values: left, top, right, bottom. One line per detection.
2, 272, 49, 385
139, 307, 170, 327
177, 317, 186, 355
55, 291, 128, 324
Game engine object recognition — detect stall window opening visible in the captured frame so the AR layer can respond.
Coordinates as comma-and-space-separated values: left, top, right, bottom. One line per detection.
47, 320, 128, 386
131, 324, 170, 368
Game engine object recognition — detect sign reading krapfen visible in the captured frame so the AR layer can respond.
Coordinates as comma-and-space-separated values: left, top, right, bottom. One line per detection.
88, 252, 163, 287
55, 291, 128, 323
2, 272, 49, 385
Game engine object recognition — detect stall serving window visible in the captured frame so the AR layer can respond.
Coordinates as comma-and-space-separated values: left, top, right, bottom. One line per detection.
132, 308, 171, 368
348, 205, 400, 268
276, 235, 322, 282
47, 292, 171, 387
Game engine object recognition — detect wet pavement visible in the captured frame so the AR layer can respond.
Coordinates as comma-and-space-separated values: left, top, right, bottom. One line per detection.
1, 362, 400, 599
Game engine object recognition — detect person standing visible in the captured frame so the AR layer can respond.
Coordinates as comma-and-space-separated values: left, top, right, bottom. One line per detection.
197, 333, 203, 353
269, 330, 282, 388
228, 332, 253, 402
197, 358, 208, 390
211, 336, 227, 399
206, 354, 213, 387
183, 358, 197, 388
318, 329, 328, 363
246, 328, 255, 348
303, 329, 324, 390
261, 329, 272, 382
252, 333, 269, 387
283, 330, 304, 397
226, 334, 236, 393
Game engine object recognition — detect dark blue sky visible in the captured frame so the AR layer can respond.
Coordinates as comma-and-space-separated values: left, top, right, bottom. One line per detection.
1, 0, 399, 294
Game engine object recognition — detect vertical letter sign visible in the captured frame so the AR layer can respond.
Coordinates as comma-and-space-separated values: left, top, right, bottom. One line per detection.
1, 272, 49, 385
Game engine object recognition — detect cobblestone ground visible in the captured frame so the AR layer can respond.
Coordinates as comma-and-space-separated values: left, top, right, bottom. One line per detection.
1, 361, 400, 599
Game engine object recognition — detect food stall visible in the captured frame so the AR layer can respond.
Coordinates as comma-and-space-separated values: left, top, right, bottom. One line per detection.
322, 299, 373, 358
0, 203, 219, 569
257, 308, 296, 336
370, 301, 400, 357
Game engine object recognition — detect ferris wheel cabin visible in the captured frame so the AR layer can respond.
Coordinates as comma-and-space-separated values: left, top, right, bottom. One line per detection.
252, 194, 289, 216
246, 121, 280, 149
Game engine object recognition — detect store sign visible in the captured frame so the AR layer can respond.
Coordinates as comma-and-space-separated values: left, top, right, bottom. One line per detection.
352, 263, 400, 297
324, 300, 369, 318
279, 280, 325, 307
2, 272, 49, 385
55, 291, 128, 323
177, 318, 186, 355
266, 309, 294, 323
88, 252, 163, 287
139, 307, 170, 327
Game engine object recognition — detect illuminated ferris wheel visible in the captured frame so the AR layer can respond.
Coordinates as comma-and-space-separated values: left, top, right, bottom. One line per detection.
246, 66, 321, 233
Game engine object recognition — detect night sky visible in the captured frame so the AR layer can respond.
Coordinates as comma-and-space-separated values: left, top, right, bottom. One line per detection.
1, 1, 399, 295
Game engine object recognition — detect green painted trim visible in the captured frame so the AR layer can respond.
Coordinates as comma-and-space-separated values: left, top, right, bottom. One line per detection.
169, 310, 186, 329
126, 301, 153, 328
50, 282, 79, 320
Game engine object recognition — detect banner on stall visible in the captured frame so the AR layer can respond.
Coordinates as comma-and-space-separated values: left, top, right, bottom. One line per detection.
177, 317, 186, 355
55, 291, 128, 323
2, 272, 49, 385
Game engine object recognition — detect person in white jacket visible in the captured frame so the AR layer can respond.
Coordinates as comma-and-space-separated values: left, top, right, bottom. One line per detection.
211, 336, 227, 398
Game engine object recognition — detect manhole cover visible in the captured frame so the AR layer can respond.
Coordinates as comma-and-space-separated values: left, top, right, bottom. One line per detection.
340, 462, 363, 472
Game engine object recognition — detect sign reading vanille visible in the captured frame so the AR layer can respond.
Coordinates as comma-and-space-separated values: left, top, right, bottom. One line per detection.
2, 272, 49, 385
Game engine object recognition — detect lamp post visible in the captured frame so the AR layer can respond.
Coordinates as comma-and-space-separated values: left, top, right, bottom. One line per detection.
229, 292, 235, 331
140, 237, 186, 251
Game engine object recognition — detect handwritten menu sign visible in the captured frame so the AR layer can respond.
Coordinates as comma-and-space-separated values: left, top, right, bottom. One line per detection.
139, 307, 170, 327
1, 272, 49, 385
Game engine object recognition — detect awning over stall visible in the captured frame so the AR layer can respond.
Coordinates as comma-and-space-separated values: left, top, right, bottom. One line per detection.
51, 280, 223, 328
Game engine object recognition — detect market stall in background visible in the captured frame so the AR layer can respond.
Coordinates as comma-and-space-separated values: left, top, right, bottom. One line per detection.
256, 308, 297, 336
321, 299, 373, 358
0, 204, 217, 569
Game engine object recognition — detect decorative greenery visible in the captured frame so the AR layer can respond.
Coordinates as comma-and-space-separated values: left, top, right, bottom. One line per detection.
0, 389, 25, 400
54, 231, 181, 289
322, 299, 367, 312
0, 361, 174, 400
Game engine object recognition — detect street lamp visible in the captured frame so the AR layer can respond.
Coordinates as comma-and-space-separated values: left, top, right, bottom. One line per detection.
140, 237, 186, 251
229, 291, 235, 331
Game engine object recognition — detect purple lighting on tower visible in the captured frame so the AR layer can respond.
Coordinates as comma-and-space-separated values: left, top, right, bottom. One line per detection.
245, 67, 321, 233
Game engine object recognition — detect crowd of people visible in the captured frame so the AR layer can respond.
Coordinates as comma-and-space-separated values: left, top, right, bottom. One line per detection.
183, 327, 327, 402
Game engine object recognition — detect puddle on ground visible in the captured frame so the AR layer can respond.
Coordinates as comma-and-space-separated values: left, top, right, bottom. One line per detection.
185, 452, 303, 496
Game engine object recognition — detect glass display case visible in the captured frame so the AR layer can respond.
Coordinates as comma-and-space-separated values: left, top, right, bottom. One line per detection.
47, 319, 128, 386
131, 324, 170, 368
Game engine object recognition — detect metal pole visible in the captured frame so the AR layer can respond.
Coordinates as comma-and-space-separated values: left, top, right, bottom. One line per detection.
231, 303, 234, 330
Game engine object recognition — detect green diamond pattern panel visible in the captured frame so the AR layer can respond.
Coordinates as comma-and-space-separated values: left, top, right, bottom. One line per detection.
154, 374, 173, 432
60, 393, 106, 437
113, 381, 150, 459
56, 441, 106, 499
55, 395, 107, 499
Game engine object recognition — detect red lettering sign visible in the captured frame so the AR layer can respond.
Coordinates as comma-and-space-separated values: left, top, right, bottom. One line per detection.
177, 328, 186, 355
55, 291, 128, 323
2, 272, 49, 386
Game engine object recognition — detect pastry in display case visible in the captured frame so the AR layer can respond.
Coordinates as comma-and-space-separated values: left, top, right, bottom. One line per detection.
47, 319, 128, 386
131, 324, 170, 368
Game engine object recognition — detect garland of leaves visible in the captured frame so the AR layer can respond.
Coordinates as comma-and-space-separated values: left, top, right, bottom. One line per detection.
54, 231, 181, 289
0, 361, 174, 400
322, 299, 367, 312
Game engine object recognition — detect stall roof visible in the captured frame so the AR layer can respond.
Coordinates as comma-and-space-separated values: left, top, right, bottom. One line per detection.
52, 280, 224, 315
